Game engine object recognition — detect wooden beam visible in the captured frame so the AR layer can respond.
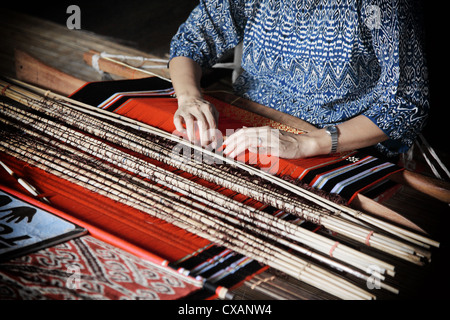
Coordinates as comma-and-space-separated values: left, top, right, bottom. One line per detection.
11, 50, 444, 233
14, 49, 86, 96
390, 170, 450, 203
83, 50, 169, 81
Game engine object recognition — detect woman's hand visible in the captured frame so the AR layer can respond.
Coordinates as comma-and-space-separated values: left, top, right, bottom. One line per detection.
169, 57, 221, 148
222, 126, 317, 159
222, 116, 389, 160
174, 95, 220, 148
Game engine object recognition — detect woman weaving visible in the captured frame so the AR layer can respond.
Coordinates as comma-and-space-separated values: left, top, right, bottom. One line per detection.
168, 0, 429, 160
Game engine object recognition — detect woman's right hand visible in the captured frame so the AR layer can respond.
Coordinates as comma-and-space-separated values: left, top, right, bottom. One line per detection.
173, 95, 220, 148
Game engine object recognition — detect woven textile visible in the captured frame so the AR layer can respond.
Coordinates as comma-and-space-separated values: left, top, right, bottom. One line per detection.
70, 78, 403, 203
170, 0, 429, 156
0, 78, 405, 300
74, 81, 401, 203
0, 235, 202, 300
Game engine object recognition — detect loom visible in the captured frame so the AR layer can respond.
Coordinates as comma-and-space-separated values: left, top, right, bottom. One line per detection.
0, 73, 446, 300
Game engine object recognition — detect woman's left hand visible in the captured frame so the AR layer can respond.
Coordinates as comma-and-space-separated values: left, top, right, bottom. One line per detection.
222, 126, 311, 159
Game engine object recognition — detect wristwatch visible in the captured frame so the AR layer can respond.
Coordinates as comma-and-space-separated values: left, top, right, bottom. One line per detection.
325, 125, 339, 154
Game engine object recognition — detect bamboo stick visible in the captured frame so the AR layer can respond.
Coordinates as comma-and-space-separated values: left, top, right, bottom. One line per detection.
0, 110, 396, 278
17, 127, 398, 292
0, 134, 375, 300
0, 97, 416, 271
0, 81, 434, 267
4, 77, 438, 249
1, 78, 441, 298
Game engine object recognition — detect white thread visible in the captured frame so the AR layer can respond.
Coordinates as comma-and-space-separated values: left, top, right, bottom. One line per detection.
99, 52, 169, 69
91, 53, 104, 75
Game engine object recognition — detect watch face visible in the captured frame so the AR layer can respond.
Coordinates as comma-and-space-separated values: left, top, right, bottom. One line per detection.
326, 126, 337, 134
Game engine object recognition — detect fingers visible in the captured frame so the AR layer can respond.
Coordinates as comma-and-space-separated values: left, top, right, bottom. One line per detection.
173, 110, 187, 134
223, 126, 274, 158
173, 97, 219, 147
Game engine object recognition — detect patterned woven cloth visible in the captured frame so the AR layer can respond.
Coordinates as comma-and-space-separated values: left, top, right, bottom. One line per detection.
170, 0, 429, 157
0, 236, 202, 300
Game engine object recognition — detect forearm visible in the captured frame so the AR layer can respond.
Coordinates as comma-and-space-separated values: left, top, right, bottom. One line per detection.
169, 56, 203, 100
299, 115, 388, 157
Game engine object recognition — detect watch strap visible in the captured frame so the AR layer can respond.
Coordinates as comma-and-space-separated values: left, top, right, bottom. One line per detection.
325, 126, 338, 154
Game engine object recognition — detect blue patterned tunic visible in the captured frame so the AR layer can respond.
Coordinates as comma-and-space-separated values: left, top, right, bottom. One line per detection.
169, 0, 429, 156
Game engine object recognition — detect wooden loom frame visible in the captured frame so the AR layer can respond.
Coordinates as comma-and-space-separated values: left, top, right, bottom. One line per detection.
1, 48, 445, 300
14, 49, 450, 233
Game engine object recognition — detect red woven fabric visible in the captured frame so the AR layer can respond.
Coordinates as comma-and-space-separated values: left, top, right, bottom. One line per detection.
117, 96, 403, 195
0, 235, 202, 300
0, 92, 403, 264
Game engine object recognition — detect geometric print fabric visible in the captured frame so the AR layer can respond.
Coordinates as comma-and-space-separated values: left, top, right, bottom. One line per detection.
0, 236, 202, 300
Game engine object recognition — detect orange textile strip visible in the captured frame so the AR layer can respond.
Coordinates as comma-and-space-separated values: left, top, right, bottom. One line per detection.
205, 95, 306, 134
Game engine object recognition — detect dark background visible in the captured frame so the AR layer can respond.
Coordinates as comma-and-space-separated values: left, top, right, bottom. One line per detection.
2, 0, 199, 57
2, 0, 448, 156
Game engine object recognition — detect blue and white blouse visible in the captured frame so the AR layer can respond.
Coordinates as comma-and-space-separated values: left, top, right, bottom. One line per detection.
169, 0, 429, 156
